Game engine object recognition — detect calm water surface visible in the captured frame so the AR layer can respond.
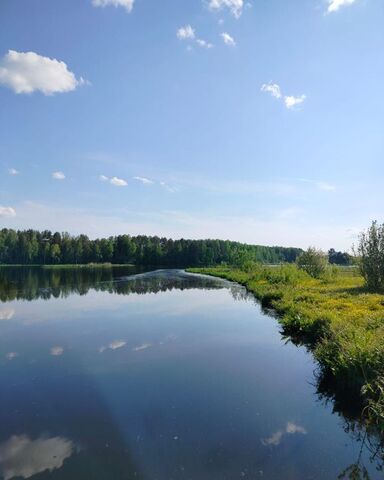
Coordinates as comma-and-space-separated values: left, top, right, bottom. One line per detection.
0, 267, 382, 479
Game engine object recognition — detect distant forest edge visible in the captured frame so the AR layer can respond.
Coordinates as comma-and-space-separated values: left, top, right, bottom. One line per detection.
0, 229, 302, 266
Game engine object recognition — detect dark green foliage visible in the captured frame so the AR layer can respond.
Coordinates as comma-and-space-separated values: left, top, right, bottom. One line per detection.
328, 248, 352, 266
0, 229, 302, 266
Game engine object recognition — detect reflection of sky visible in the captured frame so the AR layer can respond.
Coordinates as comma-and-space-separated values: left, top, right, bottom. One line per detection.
99, 340, 127, 353
0, 434, 74, 480
2, 287, 240, 326
262, 422, 307, 446
50, 346, 64, 356
0, 272, 381, 479
0, 308, 15, 321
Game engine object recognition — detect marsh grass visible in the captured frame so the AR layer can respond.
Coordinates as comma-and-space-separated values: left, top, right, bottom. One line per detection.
188, 264, 384, 430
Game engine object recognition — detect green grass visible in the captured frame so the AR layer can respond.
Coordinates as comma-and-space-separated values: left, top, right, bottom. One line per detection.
188, 264, 384, 430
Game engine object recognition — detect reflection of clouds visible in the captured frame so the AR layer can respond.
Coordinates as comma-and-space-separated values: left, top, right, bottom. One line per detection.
5, 352, 18, 360
262, 422, 307, 446
133, 343, 152, 352
0, 434, 74, 480
99, 340, 126, 353
0, 308, 15, 321
50, 346, 64, 356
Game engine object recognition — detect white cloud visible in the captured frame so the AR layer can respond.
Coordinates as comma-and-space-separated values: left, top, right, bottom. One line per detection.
50, 346, 64, 356
92, 0, 134, 12
220, 32, 236, 46
284, 94, 306, 109
0, 50, 86, 95
196, 39, 214, 49
99, 174, 109, 181
133, 176, 154, 185
261, 82, 282, 99
177, 25, 195, 40
207, 0, 244, 18
0, 206, 16, 217
8, 168, 19, 175
0, 435, 74, 480
261, 83, 306, 109
52, 171, 65, 180
110, 176, 127, 187
327, 0, 356, 13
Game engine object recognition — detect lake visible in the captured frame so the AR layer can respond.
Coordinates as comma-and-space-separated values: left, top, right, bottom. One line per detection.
0, 267, 382, 479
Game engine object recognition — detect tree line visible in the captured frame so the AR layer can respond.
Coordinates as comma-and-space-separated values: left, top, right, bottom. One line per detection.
0, 229, 302, 266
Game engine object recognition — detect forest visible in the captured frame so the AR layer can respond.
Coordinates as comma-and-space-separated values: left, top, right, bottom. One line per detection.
0, 228, 302, 266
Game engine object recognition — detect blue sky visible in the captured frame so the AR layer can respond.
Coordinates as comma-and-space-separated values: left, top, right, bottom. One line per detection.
0, 0, 383, 250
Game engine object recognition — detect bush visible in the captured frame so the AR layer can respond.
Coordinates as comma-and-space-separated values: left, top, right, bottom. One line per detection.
357, 221, 384, 291
296, 247, 328, 278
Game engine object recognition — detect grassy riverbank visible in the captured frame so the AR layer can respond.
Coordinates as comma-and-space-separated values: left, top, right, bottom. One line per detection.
188, 265, 384, 429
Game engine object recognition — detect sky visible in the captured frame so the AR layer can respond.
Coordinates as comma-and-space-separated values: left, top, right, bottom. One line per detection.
0, 0, 383, 250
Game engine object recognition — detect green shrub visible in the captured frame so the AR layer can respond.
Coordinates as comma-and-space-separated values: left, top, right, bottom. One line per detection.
296, 247, 328, 278
357, 221, 384, 291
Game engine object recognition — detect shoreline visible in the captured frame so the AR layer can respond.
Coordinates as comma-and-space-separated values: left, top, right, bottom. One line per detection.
187, 265, 384, 433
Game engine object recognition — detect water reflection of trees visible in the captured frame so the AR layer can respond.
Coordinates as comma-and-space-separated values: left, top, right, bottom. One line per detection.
0, 267, 229, 302
316, 373, 384, 479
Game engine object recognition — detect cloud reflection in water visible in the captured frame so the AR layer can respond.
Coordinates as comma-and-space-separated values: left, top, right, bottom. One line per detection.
262, 422, 307, 446
0, 434, 74, 479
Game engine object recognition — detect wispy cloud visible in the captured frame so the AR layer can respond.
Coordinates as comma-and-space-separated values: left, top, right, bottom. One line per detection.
177, 25, 195, 40
261, 82, 282, 99
299, 178, 336, 191
0, 50, 86, 95
110, 176, 127, 187
261, 82, 306, 109
160, 181, 176, 193
92, 0, 134, 13
316, 181, 336, 191
0, 206, 16, 217
220, 32, 236, 46
327, 0, 357, 13
196, 39, 214, 49
133, 176, 154, 185
207, 0, 244, 18
8, 168, 19, 175
7, 199, 360, 250
52, 171, 65, 180
100, 175, 127, 186
177, 26, 213, 49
